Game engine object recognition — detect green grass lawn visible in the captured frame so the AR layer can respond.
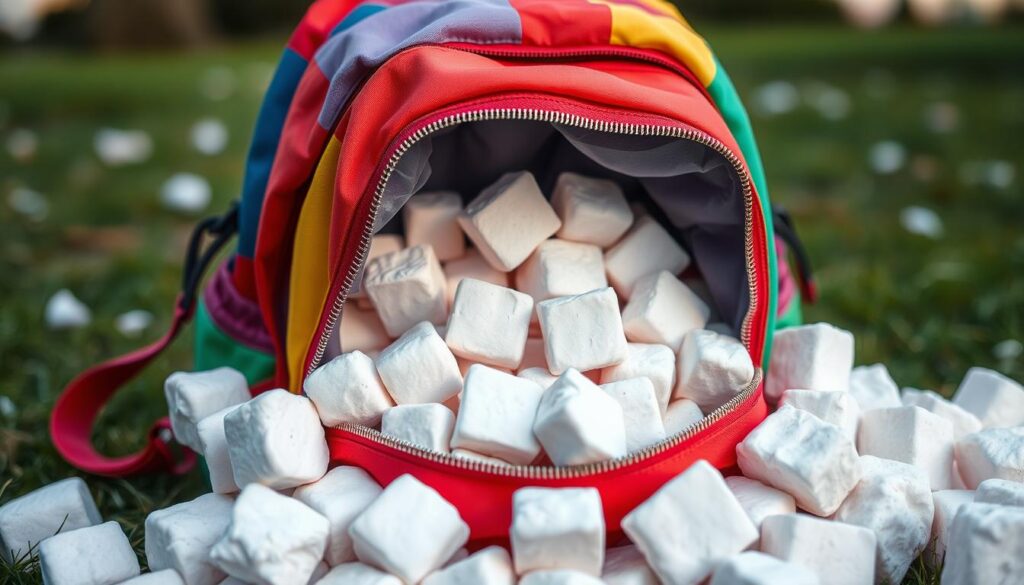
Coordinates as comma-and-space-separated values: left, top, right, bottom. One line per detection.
1, 24, 1023, 583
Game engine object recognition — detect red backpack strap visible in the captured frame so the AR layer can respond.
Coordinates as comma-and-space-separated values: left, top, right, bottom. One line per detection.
50, 203, 239, 477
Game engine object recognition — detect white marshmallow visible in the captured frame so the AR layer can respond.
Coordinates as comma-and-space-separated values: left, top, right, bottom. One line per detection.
604, 216, 690, 298
0, 477, 101, 563
196, 405, 241, 494
600, 545, 658, 585
537, 287, 628, 374
381, 404, 455, 454
224, 389, 329, 490
662, 399, 704, 436
674, 329, 754, 414
210, 485, 329, 585
760, 514, 876, 585
848, 364, 902, 412
518, 338, 549, 372
305, 351, 393, 428
779, 389, 860, 441
404, 191, 465, 261
339, 305, 391, 354
976, 478, 1024, 507
375, 322, 463, 405
38, 521, 139, 585
445, 279, 533, 369
450, 448, 511, 467
600, 378, 666, 452
443, 248, 508, 305
928, 490, 975, 567
351, 234, 405, 301
955, 426, 1024, 488
292, 466, 383, 566
858, 406, 955, 490
765, 323, 854, 404
457, 171, 561, 272
511, 487, 605, 576
902, 389, 982, 439
723, 476, 796, 531
533, 369, 627, 466
736, 404, 861, 516
550, 172, 633, 248
515, 240, 607, 304
941, 503, 1024, 585
422, 546, 514, 585
451, 365, 544, 464
119, 570, 185, 585
518, 570, 604, 585
622, 460, 757, 585
316, 563, 401, 585
145, 493, 234, 585
708, 551, 819, 585
833, 456, 934, 583
517, 367, 559, 389
365, 245, 448, 337
952, 367, 1024, 428
164, 367, 250, 451
601, 343, 676, 413
621, 272, 709, 352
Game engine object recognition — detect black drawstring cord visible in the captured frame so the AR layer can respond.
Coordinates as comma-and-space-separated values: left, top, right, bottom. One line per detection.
180, 201, 240, 313
773, 205, 817, 303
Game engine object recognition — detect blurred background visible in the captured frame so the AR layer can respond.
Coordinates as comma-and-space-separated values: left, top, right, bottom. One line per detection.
0, 1, 1022, 580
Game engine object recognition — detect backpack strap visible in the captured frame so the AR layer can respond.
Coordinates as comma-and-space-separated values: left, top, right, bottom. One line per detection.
50, 203, 239, 477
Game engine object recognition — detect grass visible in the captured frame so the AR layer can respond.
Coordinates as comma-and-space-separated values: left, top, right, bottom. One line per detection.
2, 24, 1023, 583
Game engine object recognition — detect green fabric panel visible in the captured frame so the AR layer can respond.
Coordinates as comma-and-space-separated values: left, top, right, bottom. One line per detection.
194, 301, 276, 385
776, 289, 804, 330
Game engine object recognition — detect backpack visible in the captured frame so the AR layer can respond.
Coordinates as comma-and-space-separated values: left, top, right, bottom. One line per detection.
51, 0, 815, 541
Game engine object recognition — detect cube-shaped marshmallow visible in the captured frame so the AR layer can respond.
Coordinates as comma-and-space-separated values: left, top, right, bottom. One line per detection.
550, 172, 634, 248
365, 245, 448, 337
511, 487, 605, 576
663, 399, 704, 436
760, 514, 876, 585
0, 477, 101, 563
941, 503, 1024, 585
305, 351, 393, 428
621, 272, 709, 352
779, 389, 860, 441
145, 493, 234, 585
38, 521, 139, 585
119, 570, 185, 585
317, 563, 401, 585
351, 234, 404, 301
451, 365, 544, 464
736, 405, 861, 516
224, 389, 329, 490
955, 427, 1024, 488
350, 474, 469, 584
976, 478, 1024, 507
848, 364, 902, 412
404, 191, 465, 261
517, 367, 559, 389
210, 484, 329, 585
445, 279, 533, 369
952, 367, 1024, 428
928, 490, 974, 567
518, 571, 604, 585
600, 545, 658, 585
375, 322, 463, 405
537, 287, 628, 374
196, 405, 241, 494
708, 551, 819, 585
292, 466, 383, 566
723, 476, 796, 531
902, 389, 982, 440
604, 216, 690, 298
381, 403, 455, 453
164, 367, 249, 451
601, 343, 676, 413
765, 323, 854, 404
622, 460, 758, 585
339, 305, 390, 354
422, 546, 514, 585
450, 448, 511, 467
533, 369, 627, 466
515, 240, 607, 303
674, 329, 754, 414
444, 248, 508, 305
600, 378, 666, 453
858, 406, 955, 490
457, 171, 561, 272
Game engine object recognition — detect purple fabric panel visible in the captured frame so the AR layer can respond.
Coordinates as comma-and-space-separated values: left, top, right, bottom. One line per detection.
312, 0, 522, 130
204, 263, 275, 353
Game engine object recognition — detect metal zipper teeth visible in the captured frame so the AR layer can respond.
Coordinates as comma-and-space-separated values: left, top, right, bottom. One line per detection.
335, 368, 762, 479
308, 107, 761, 377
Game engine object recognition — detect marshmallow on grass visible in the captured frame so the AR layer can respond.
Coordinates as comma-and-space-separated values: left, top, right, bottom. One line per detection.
224, 389, 329, 490
317, 563, 401, 585
736, 404, 861, 517
445, 279, 533, 369
119, 570, 185, 585
600, 378, 666, 453
458, 171, 561, 272
662, 399, 704, 436
350, 474, 469, 584
164, 367, 250, 451
941, 503, 1024, 585
976, 478, 1024, 507
902, 389, 982, 439
339, 305, 391, 354
515, 240, 607, 303
404, 191, 465, 262
537, 287, 628, 374
621, 272, 709, 352
210, 484, 329, 585
365, 245, 448, 337
765, 323, 854, 405
760, 514, 876, 585
534, 369, 627, 466
518, 367, 559, 389
38, 522, 139, 585
604, 216, 690, 298
305, 351, 393, 428
381, 404, 455, 454
443, 248, 509, 305
723, 476, 796, 532
858, 406, 955, 490
0, 477, 101, 564
376, 322, 463, 405
601, 343, 676, 413
708, 551, 819, 585
622, 460, 757, 585
511, 487, 605, 576
550, 172, 634, 248
779, 389, 860, 441
422, 546, 514, 585
292, 466, 383, 566
848, 364, 902, 412
145, 493, 234, 585
928, 490, 975, 567
601, 545, 658, 585
833, 456, 934, 584
451, 365, 544, 464
952, 367, 1024, 428
955, 426, 1024, 488
674, 330, 754, 414
196, 406, 241, 494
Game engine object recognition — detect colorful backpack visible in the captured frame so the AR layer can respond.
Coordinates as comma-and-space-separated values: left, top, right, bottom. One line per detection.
51, 0, 815, 541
